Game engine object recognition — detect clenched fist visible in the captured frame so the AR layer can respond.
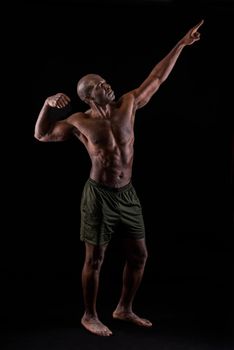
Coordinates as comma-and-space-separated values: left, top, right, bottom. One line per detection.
46, 93, 71, 109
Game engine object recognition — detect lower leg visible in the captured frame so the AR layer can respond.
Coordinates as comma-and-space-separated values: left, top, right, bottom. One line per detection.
113, 239, 152, 327
81, 243, 112, 336
115, 262, 145, 312
81, 261, 100, 317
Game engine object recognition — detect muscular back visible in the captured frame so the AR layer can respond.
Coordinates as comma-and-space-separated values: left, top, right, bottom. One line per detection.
69, 93, 136, 188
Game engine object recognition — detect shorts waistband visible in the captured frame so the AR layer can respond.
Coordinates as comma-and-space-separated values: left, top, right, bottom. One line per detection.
87, 178, 132, 192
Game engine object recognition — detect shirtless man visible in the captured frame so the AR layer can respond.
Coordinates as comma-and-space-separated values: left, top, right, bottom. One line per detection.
34, 20, 204, 336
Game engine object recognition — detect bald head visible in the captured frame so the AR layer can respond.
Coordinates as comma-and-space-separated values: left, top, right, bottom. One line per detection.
77, 74, 103, 103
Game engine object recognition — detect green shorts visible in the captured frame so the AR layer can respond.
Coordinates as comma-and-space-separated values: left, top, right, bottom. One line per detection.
80, 178, 145, 245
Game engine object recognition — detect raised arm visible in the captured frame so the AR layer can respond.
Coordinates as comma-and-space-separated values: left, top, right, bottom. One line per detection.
131, 19, 204, 109
34, 93, 75, 142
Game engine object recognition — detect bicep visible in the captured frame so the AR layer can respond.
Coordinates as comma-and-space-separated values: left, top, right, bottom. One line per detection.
132, 76, 161, 109
40, 120, 74, 142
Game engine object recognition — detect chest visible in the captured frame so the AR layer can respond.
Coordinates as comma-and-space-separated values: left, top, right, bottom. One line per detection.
88, 119, 133, 146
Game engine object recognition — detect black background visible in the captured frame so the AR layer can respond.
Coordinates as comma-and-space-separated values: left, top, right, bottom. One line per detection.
3, 0, 234, 348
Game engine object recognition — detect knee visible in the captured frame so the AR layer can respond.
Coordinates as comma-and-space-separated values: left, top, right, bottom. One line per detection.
85, 255, 105, 271
128, 250, 148, 270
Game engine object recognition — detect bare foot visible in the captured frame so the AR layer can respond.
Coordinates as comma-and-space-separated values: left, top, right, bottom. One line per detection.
81, 314, 113, 336
112, 310, 152, 327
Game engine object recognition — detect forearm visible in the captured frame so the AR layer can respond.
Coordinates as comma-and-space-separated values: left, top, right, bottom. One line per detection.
150, 40, 185, 83
132, 21, 203, 109
34, 101, 53, 139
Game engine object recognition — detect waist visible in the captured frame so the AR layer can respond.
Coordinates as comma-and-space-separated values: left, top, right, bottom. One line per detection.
88, 178, 132, 192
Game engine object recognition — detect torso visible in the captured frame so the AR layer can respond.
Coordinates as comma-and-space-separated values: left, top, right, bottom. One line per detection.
69, 94, 136, 188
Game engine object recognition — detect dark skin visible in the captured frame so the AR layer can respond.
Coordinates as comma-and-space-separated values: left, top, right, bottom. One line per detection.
34, 20, 204, 336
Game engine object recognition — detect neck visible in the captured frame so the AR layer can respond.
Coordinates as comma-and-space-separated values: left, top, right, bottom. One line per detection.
92, 102, 111, 119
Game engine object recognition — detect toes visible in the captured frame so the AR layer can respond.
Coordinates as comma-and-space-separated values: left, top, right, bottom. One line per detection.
104, 328, 112, 336
142, 319, 152, 325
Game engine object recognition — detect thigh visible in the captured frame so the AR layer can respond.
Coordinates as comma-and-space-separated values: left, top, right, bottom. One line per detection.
120, 187, 145, 240
80, 182, 118, 245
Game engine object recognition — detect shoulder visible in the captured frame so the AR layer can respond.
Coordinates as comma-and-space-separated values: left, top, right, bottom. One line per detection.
117, 92, 135, 106
114, 92, 136, 112
66, 111, 88, 125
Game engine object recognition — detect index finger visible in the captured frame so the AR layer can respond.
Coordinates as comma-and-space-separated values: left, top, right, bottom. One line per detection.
192, 19, 204, 31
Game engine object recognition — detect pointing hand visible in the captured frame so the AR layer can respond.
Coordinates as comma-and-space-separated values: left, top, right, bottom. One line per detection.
181, 19, 204, 46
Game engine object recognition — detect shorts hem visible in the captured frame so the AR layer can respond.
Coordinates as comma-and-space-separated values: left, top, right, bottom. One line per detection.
80, 237, 110, 246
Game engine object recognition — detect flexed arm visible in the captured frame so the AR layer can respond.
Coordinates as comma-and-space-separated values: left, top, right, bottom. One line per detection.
131, 20, 204, 109
34, 93, 74, 141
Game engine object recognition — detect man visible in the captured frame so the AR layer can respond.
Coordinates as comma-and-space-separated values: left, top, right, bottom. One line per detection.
34, 20, 204, 336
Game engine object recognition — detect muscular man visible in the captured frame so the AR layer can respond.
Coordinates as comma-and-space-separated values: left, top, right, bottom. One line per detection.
34, 20, 204, 336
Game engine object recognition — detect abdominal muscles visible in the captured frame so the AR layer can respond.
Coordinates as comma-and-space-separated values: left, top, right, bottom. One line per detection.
89, 141, 134, 188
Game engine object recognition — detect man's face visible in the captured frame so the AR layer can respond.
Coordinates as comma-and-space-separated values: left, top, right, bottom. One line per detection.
90, 78, 115, 105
